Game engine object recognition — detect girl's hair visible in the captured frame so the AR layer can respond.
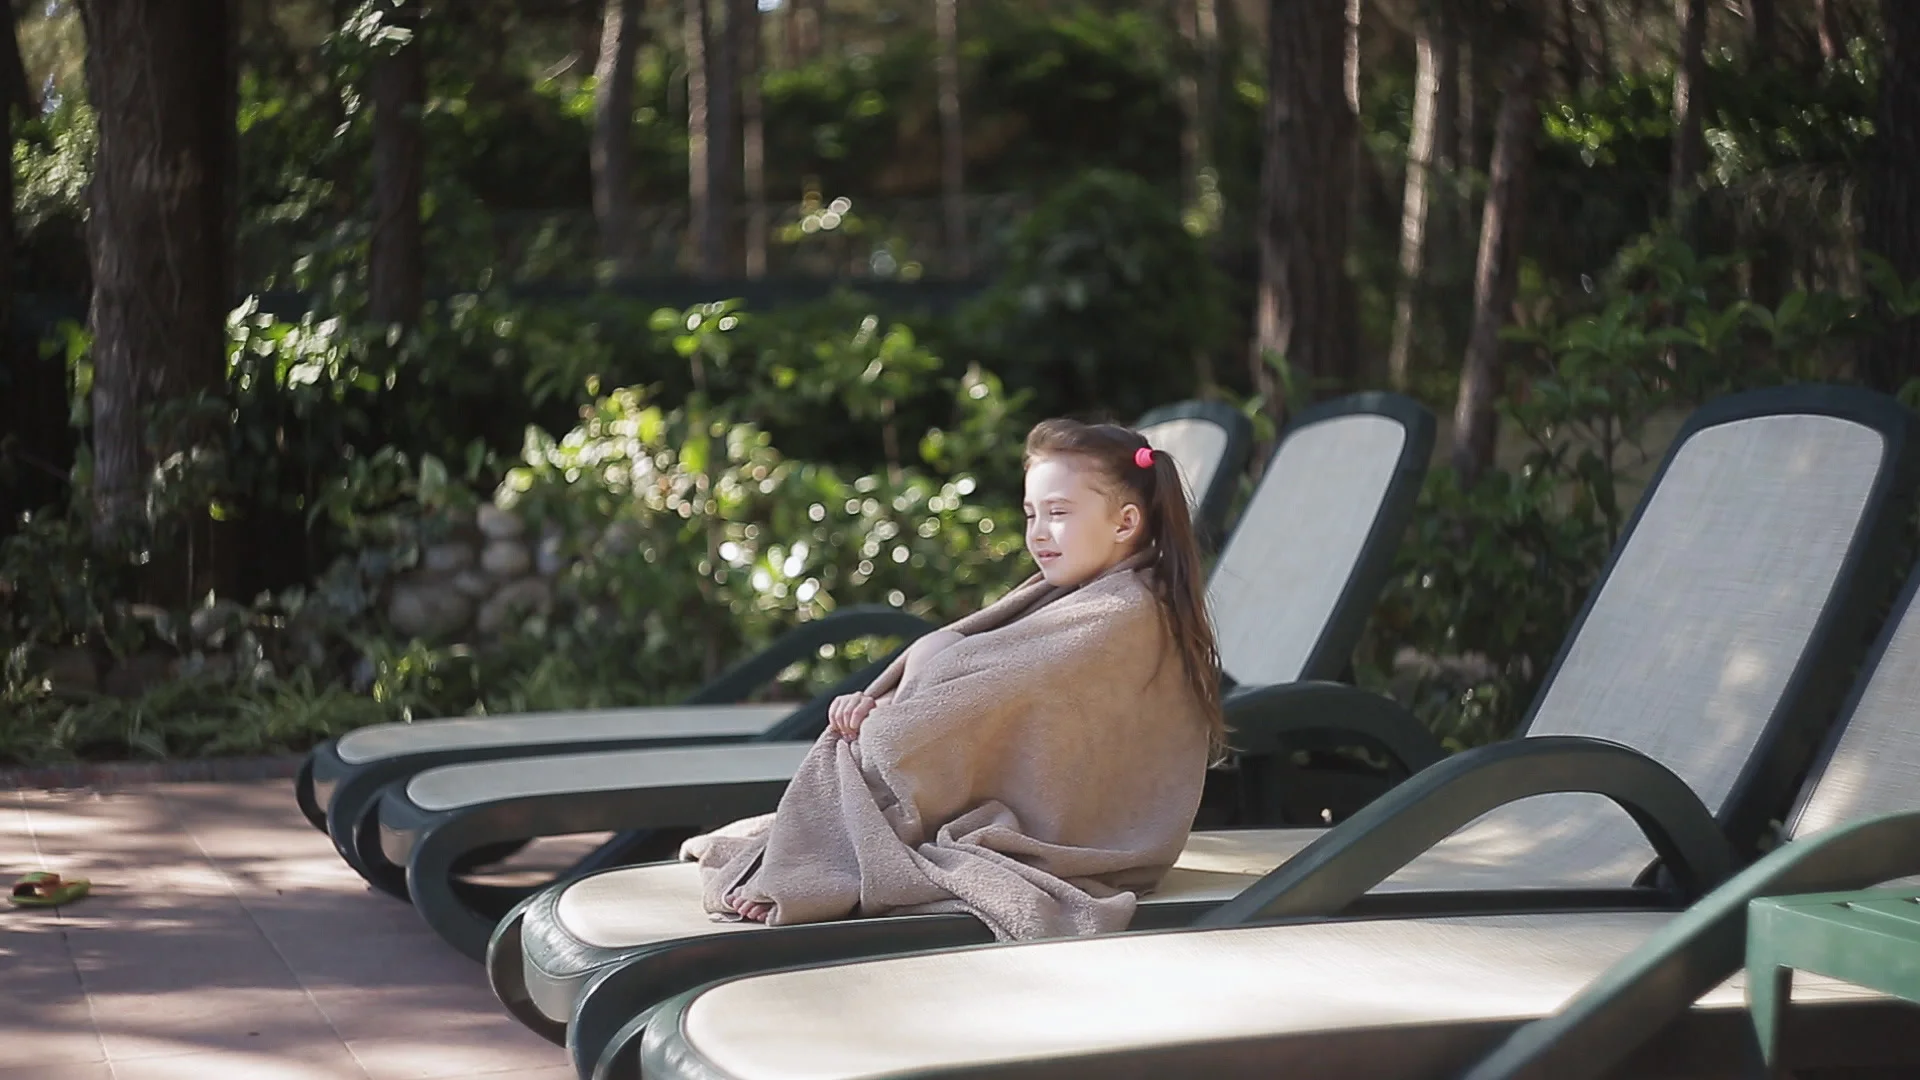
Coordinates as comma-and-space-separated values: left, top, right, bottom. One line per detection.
1024, 419, 1225, 753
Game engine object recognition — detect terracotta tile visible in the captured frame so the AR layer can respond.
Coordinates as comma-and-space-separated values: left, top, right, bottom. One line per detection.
246, 895, 436, 942
89, 986, 340, 1064
0, 969, 106, 1068
306, 985, 520, 1044
105, 1044, 366, 1080
0, 1063, 114, 1080
274, 931, 480, 991
344, 1030, 564, 1080
67, 925, 286, 976
0, 778, 575, 1079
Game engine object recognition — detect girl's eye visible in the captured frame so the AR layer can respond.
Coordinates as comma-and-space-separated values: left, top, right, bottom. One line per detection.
1050, 509, 1067, 518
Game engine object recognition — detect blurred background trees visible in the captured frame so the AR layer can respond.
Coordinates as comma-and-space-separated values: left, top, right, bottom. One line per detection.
4, 0, 1919, 763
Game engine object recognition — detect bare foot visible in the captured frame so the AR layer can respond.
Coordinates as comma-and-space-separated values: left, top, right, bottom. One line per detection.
727, 891, 774, 923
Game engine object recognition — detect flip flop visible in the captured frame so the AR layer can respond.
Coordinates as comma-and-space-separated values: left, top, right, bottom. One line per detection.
9, 871, 91, 908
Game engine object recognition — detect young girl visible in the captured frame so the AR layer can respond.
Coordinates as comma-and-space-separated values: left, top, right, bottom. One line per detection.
697, 419, 1223, 939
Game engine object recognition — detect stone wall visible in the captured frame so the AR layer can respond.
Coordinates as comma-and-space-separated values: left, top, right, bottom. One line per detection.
384, 503, 565, 640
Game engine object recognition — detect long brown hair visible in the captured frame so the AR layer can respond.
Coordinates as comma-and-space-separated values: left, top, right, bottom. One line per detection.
1023, 419, 1225, 753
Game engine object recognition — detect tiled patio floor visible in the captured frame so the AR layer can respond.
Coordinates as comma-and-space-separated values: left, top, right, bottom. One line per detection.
2, 780, 578, 1079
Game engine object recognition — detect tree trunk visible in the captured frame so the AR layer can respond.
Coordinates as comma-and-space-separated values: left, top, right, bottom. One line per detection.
1558, 0, 1582, 93
936, 0, 968, 277
686, 0, 731, 279
0, 0, 33, 117
1451, 41, 1542, 486
1174, 0, 1220, 226
1587, 0, 1612, 84
79, 0, 236, 593
1343, 0, 1360, 116
735, 0, 765, 278
1815, 0, 1840, 63
686, 0, 712, 277
1, 9, 16, 512
711, 0, 739, 276
1251, 0, 1359, 417
1459, 25, 1481, 176
1858, 0, 1920, 395
1433, 0, 1459, 171
1387, 3, 1446, 390
368, 0, 425, 328
1741, 0, 1775, 60
592, 0, 642, 277
786, 0, 821, 65
1670, 0, 1708, 230
2, 0, 27, 420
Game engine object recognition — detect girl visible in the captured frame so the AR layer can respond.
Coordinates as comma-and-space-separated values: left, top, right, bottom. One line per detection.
696, 419, 1223, 939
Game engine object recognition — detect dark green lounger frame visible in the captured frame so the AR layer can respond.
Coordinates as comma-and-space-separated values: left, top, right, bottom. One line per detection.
565, 385, 1920, 1079
1467, 556, 1920, 1080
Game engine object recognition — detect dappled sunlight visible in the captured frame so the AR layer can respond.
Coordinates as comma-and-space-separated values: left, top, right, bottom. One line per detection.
0, 780, 569, 1077
1379, 794, 1654, 891
682, 915, 1665, 1078
1532, 416, 1883, 806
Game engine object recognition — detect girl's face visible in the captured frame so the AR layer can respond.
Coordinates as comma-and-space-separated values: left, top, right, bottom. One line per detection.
1022, 456, 1143, 587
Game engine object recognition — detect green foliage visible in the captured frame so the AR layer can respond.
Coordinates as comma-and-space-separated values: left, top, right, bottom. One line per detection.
0, 664, 395, 765
952, 169, 1223, 423
492, 380, 1026, 705
964, 6, 1187, 194
1369, 233, 1913, 749
0, 292, 1035, 763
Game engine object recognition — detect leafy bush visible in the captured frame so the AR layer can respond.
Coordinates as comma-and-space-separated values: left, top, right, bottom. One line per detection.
0, 293, 1034, 763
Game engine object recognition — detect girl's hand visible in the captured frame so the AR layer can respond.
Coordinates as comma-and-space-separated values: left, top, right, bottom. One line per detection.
828, 691, 877, 741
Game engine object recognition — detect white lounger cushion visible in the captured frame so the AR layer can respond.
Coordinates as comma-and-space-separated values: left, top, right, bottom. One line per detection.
547, 812, 1668, 957
676, 911, 1882, 1080
550, 858, 1275, 951
334, 704, 791, 764
405, 742, 814, 812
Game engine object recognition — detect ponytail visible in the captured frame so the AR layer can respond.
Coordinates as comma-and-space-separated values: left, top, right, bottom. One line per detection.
1025, 420, 1226, 754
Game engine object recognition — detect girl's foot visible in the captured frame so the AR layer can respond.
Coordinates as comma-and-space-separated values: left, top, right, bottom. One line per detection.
727, 891, 774, 923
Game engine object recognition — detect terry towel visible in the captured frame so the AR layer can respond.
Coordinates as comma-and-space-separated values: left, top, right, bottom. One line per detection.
683, 554, 1211, 941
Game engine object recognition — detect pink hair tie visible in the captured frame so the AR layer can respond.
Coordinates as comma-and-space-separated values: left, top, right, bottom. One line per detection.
1134, 447, 1155, 469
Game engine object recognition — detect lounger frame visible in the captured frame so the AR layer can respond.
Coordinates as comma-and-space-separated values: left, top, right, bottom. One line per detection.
585, 385, 1920, 1079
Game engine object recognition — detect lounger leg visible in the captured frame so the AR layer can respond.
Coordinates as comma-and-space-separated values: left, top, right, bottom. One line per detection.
586, 1006, 659, 1080
407, 818, 523, 961
353, 808, 413, 901
1746, 962, 1793, 1080
487, 901, 567, 1046
295, 755, 327, 831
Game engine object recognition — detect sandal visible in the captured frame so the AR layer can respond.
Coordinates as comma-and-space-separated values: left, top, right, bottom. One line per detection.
9, 871, 91, 908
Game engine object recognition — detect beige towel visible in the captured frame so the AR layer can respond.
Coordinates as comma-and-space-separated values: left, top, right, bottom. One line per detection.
682, 553, 1211, 940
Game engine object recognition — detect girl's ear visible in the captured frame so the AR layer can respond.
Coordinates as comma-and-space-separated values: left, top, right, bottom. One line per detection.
1115, 502, 1143, 542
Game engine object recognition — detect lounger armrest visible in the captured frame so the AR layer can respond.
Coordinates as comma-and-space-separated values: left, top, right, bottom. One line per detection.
1195, 735, 1736, 928
1466, 808, 1920, 1080
681, 606, 934, 705
1223, 680, 1447, 776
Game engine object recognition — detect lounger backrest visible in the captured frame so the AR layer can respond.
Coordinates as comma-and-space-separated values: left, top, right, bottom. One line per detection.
1393, 389, 1916, 891
1788, 567, 1920, 841
1141, 417, 1228, 518
1136, 401, 1254, 543
1206, 394, 1434, 688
